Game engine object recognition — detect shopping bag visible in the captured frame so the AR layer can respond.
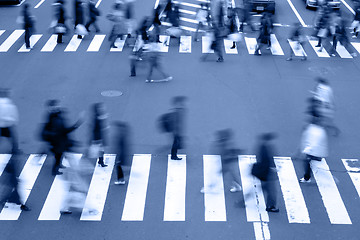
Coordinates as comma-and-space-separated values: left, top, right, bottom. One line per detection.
75, 24, 88, 35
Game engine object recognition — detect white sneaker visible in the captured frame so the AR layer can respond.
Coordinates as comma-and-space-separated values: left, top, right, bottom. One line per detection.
299, 177, 311, 183
166, 76, 173, 81
230, 186, 242, 193
115, 180, 126, 185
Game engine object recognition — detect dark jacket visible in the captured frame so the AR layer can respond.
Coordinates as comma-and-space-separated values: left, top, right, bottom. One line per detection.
89, 1, 99, 19
257, 141, 277, 181
75, 0, 84, 25
58, 4, 66, 24
172, 107, 185, 136
91, 115, 107, 145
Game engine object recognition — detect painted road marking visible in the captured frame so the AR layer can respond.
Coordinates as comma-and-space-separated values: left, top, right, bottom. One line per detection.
38, 154, 82, 220
87, 34, 106, 52
274, 157, 310, 224
179, 35, 191, 53
110, 35, 127, 52
0, 155, 46, 220
159, 35, 170, 52
351, 42, 360, 54
179, 9, 196, 15
311, 159, 352, 224
286, 0, 307, 27
203, 155, 226, 221
0, 154, 12, 177
18, 34, 42, 52
253, 221, 271, 240
333, 42, 352, 58
64, 35, 84, 52
245, 37, 260, 55
163, 155, 186, 221
180, 17, 200, 24
121, 154, 151, 221
288, 39, 307, 56
202, 35, 214, 53
34, 0, 45, 8
0, 30, 25, 52
340, 0, 355, 15
80, 155, 116, 221
41, 34, 58, 52
95, 0, 102, 8
270, 34, 284, 55
0, 30, 5, 37
224, 39, 238, 54
161, 21, 199, 32
342, 159, 360, 198
173, 1, 202, 8
308, 39, 330, 57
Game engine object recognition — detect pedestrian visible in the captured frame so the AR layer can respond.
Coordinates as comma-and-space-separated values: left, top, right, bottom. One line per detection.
55, 0, 67, 44
287, 22, 307, 61
253, 133, 279, 212
314, 4, 330, 52
21, 3, 35, 49
254, 12, 272, 55
194, 3, 209, 42
114, 122, 130, 185
331, 17, 357, 57
85, 0, 100, 33
201, 22, 224, 62
299, 116, 328, 183
129, 51, 137, 77
88, 103, 109, 167
226, 8, 239, 49
0, 154, 31, 211
0, 89, 19, 154
163, 0, 173, 23
145, 36, 173, 82
124, 0, 135, 37
133, 17, 150, 60
152, 4, 162, 43
74, 0, 86, 39
351, 1, 360, 38
238, 0, 255, 32
107, 2, 126, 48
170, 96, 186, 160
217, 0, 225, 28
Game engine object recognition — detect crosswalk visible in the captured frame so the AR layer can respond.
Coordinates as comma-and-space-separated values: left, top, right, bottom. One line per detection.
0, 29, 360, 59
0, 153, 359, 226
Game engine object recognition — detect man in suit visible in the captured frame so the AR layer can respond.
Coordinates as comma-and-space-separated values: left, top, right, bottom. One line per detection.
170, 96, 186, 160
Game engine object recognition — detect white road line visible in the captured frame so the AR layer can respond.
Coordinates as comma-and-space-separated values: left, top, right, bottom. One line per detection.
18, 34, 42, 52
244, 37, 260, 55
34, 0, 45, 8
274, 157, 310, 224
154, 0, 160, 9
64, 35, 84, 52
308, 39, 330, 57
173, 1, 202, 8
180, 17, 200, 24
288, 39, 307, 56
238, 155, 269, 222
179, 35, 192, 53
340, 0, 355, 15
0, 154, 12, 177
121, 154, 151, 221
286, 0, 307, 27
203, 155, 226, 221
332, 41, 353, 58
342, 159, 360, 198
224, 39, 238, 54
41, 34, 58, 52
202, 35, 214, 53
132, 35, 144, 52
80, 154, 116, 221
253, 222, 271, 240
110, 35, 127, 52
38, 154, 82, 220
351, 42, 360, 54
163, 155, 186, 221
311, 159, 352, 224
158, 35, 170, 52
0, 30, 24, 52
87, 34, 105, 52
95, 0, 102, 8
0, 30, 5, 37
179, 9, 196, 15
0, 154, 46, 220
161, 21, 200, 32
196, 0, 210, 3
270, 34, 284, 55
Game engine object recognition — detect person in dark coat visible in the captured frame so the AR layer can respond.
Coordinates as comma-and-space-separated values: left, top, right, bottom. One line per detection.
153, 4, 162, 43
170, 96, 186, 160
56, 0, 66, 43
256, 133, 279, 212
114, 122, 130, 185
85, 0, 100, 32
74, 0, 84, 39
23, 3, 34, 49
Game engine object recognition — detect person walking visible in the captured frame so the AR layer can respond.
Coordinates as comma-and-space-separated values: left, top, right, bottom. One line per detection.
107, 2, 126, 48
89, 103, 109, 167
287, 22, 307, 61
194, 3, 209, 42
74, 0, 85, 39
201, 22, 224, 62
351, 1, 360, 38
170, 96, 186, 160
124, 0, 135, 37
55, 0, 67, 44
114, 122, 130, 185
22, 3, 35, 49
254, 12, 272, 55
0, 89, 19, 154
85, 0, 100, 33
153, 4, 162, 43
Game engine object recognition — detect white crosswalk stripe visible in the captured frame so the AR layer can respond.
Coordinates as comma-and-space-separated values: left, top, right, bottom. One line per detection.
342, 159, 360, 198
18, 34, 42, 52
270, 34, 284, 56
288, 39, 307, 57
41, 35, 58, 52
87, 34, 106, 52
351, 42, 360, 54
110, 35, 127, 52
0, 30, 24, 52
179, 35, 191, 53
202, 35, 214, 53
308, 39, 330, 58
333, 42, 353, 58
224, 39, 238, 54
65, 35, 84, 52
0, 154, 11, 177
0, 30, 5, 37
245, 37, 260, 55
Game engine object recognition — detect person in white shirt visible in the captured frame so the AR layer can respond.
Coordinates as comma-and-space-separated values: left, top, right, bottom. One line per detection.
0, 89, 19, 153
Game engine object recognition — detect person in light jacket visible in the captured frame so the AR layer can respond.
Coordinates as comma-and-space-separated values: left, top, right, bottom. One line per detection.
299, 116, 328, 183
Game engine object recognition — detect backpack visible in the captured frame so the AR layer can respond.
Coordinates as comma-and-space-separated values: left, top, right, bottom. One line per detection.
158, 112, 174, 133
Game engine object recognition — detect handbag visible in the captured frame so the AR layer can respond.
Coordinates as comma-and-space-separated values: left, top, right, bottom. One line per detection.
251, 162, 268, 181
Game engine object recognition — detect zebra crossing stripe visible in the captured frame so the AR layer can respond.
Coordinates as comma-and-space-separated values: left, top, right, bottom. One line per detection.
0, 30, 25, 52
203, 155, 226, 221
274, 157, 310, 224
41, 34, 58, 52
121, 154, 151, 221
202, 35, 214, 53
244, 37, 260, 55
173, 1, 202, 8
180, 17, 200, 24
332, 42, 352, 58
288, 39, 307, 57
270, 34, 284, 55
311, 159, 352, 224
178, 9, 196, 15
18, 34, 42, 52
0, 30, 5, 37
0, 154, 11, 177
253, 221, 271, 240
110, 35, 127, 52
38, 154, 82, 220
80, 154, 116, 221
64, 35, 84, 52
0, 154, 46, 220
350, 42, 360, 54
162, 22, 200, 32
179, 36, 191, 53
224, 39, 238, 54
87, 34, 106, 52
308, 39, 330, 58
163, 155, 186, 221
238, 155, 269, 222
159, 35, 170, 52
342, 159, 360, 198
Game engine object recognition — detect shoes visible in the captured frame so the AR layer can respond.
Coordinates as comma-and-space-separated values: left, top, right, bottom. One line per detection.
20, 204, 31, 211
194, 38, 199, 42
171, 157, 182, 160
200, 187, 205, 193
330, 53, 336, 57
145, 79, 152, 83
216, 57, 224, 62
130, 74, 136, 77
254, 51, 260, 55
114, 180, 126, 185
127, 34, 132, 38
77, 35, 82, 39
52, 171, 63, 176
299, 177, 311, 183
166, 76, 173, 81
230, 45, 236, 49
266, 46, 271, 50
351, 52, 357, 57
317, 48, 323, 52
60, 210, 72, 214
286, 57, 292, 61
98, 163, 108, 167
266, 207, 279, 212
315, 44, 321, 47
230, 186, 242, 193
301, 56, 307, 61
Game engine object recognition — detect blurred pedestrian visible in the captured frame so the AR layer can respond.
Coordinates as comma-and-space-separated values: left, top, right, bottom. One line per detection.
351, 1, 360, 38
55, 0, 67, 44
299, 116, 328, 183
217, 0, 225, 27
88, 103, 109, 167
85, 0, 100, 32
314, 5, 330, 52
107, 2, 126, 48
74, 0, 87, 39
153, 4, 162, 43
163, 0, 173, 23
0, 89, 19, 154
201, 22, 224, 62
129, 51, 137, 77
287, 22, 306, 61
124, 0, 135, 37
21, 3, 35, 49
255, 12, 272, 55
238, 0, 255, 32
226, 8, 239, 49
170, 96, 186, 160
194, 3, 209, 42
114, 122, 130, 185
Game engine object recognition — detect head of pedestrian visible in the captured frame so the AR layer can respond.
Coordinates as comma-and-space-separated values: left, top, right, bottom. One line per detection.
316, 77, 328, 85
172, 96, 187, 108
46, 99, 61, 113
23, 3, 29, 9
0, 88, 10, 98
216, 129, 233, 142
93, 102, 106, 117
260, 132, 277, 142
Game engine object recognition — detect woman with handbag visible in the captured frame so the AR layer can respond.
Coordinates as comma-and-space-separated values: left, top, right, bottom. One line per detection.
22, 3, 35, 50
